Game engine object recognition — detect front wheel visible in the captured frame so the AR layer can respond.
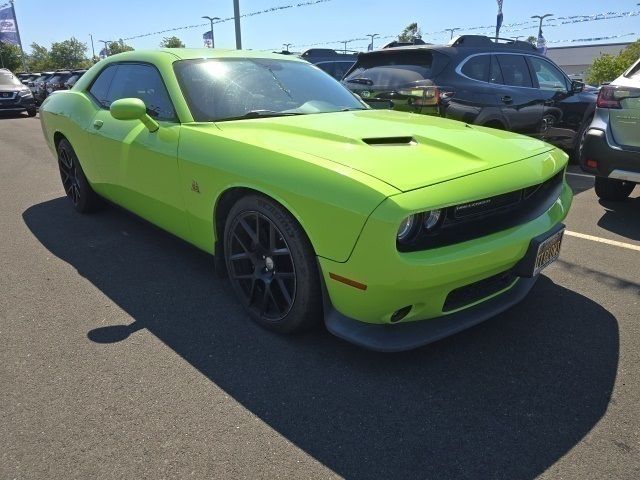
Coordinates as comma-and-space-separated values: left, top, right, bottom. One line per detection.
594, 176, 636, 201
57, 139, 104, 213
27, 108, 37, 117
224, 195, 322, 333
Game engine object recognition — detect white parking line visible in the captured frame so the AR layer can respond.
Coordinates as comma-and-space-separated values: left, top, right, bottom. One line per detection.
566, 172, 594, 179
565, 230, 640, 252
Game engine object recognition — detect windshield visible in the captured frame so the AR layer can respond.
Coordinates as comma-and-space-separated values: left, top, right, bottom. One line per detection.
344, 51, 436, 88
0, 72, 22, 87
174, 58, 366, 122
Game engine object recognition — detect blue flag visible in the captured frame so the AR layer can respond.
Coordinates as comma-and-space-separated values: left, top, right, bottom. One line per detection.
537, 29, 547, 55
496, 0, 503, 38
0, 5, 19, 45
203, 31, 213, 48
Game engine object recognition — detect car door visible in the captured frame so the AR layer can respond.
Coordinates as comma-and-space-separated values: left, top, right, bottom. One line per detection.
526, 55, 583, 149
86, 62, 189, 239
493, 54, 542, 135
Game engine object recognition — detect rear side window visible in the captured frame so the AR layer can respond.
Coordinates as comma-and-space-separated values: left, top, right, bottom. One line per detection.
626, 61, 640, 80
461, 55, 490, 82
344, 50, 437, 87
496, 54, 532, 88
89, 65, 117, 107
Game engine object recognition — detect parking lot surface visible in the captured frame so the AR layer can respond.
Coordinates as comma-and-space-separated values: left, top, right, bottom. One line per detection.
1, 114, 639, 480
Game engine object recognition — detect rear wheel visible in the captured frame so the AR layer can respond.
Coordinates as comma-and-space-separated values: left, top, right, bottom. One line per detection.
594, 176, 636, 201
573, 115, 593, 164
27, 108, 37, 117
57, 139, 104, 213
224, 195, 322, 333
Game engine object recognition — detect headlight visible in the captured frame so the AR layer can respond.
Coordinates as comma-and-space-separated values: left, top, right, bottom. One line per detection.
397, 214, 419, 242
19, 89, 33, 98
397, 209, 443, 244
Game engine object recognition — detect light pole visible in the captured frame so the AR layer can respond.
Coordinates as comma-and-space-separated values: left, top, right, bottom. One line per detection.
283, 43, 292, 52
98, 40, 111, 57
366, 33, 379, 51
202, 16, 220, 48
0, 41, 5, 69
89, 34, 96, 62
445, 28, 460, 40
341, 40, 350, 54
233, 0, 242, 49
531, 13, 554, 40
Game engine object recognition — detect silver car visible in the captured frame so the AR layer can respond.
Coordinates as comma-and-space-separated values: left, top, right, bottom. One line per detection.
581, 58, 640, 200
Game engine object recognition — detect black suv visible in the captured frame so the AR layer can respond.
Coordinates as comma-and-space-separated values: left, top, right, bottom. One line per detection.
343, 35, 597, 155
300, 48, 358, 80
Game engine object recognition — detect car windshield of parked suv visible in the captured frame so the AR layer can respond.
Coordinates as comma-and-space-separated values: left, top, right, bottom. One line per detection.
344, 51, 435, 88
174, 58, 366, 122
0, 72, 21, 87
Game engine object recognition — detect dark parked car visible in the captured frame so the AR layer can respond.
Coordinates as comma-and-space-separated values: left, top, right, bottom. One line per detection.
0, 69, 37, 117
343, 35, 597, 156
581, 58, 640, 200
63, 69, 87, 89
300, 48, 358, 80
32, 71, 56, 104
45, 70, 73, 96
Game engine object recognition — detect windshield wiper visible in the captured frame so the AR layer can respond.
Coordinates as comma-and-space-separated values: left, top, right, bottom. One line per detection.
347, 78, 374, 86
215, 110, 304, 122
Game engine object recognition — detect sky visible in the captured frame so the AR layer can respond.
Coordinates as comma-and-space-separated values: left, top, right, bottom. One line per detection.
9, 0, 640, 55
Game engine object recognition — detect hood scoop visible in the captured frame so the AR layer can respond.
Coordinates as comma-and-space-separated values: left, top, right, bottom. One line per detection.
362, 136, 416, 146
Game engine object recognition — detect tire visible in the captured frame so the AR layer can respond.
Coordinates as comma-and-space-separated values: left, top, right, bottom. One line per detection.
224, 194, 322, 334
594, 176, 636, 201
573, 115, 593, 164
57, 138, 104, 213
27, 108, 37, 117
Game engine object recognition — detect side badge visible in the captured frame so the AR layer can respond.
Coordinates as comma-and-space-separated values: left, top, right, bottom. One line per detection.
191, 180, 200, 193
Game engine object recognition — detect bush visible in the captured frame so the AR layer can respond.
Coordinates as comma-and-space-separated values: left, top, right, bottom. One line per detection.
587, 39, 640, 85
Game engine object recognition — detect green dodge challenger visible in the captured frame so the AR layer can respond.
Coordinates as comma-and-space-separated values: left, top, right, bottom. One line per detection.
39, 49, 572, 352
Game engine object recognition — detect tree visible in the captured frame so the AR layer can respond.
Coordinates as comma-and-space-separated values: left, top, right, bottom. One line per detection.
398, 23, 422, 43
27, 43, 53, 71
108, 39, 134, 55
49, 37, 90, 69
160, 36, 185, 48
587, 39, 640, 85
0, 42, 23, 71
526, 36, 537, 45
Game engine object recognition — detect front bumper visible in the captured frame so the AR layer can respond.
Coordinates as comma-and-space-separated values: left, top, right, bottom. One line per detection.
0, 93, 35, 113
319, 149, 572, 351
581, 127, 640, 178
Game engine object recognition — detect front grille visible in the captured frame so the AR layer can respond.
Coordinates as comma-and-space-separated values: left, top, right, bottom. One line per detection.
0, 91, 16, 100
443, 269, 517, 312
398, 169, 564, 251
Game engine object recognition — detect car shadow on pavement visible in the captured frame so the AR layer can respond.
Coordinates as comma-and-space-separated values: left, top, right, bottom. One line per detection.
597, 197, 640, 242
23, 197, 620, 480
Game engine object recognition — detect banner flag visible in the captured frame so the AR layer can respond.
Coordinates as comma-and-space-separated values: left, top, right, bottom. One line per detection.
203, 31, 213, 48
496, 0, 503, 38
537, 29, 547, 55
0, 4, 19, 45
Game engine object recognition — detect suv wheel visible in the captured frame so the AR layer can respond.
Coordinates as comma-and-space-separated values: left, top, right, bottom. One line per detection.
594, 176, 636, 201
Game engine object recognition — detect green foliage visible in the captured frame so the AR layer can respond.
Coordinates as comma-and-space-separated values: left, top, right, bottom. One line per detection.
108, 39, 134, 55
587, 39, 640, 85
27, 42, 53, 71
50, 37, 91, 69
398, 23, 422, 43
160, 36, 185, 48
0, 42, 24, 71
526, 36, 537, 45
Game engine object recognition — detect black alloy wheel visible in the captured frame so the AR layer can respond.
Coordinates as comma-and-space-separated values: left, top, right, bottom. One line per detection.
57, 138, 104, 213
227, 211, 296, 321
224, 195, 322, 333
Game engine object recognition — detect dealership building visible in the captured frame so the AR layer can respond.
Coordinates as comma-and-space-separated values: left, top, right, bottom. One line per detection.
546, 42, 632, 80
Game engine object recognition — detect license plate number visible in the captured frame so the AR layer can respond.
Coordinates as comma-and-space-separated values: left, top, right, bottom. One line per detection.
533, 229, 564, 276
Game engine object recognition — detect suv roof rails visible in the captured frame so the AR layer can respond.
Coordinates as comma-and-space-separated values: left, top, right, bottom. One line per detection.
382, 38, 428, 49
449, 35, 537, 51
300, 48, 358, 58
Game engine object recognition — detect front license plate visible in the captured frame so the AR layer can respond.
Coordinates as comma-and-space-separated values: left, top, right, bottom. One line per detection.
533, 229, 564, 276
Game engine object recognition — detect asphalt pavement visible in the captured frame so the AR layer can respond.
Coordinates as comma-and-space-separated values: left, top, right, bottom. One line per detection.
1, 113, 639, 480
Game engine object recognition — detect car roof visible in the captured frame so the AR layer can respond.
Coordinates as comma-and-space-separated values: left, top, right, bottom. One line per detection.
107, 48, 308, 64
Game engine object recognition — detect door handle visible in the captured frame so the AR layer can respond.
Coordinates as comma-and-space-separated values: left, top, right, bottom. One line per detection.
501, 96, 513, 104
93, 119, 103, 129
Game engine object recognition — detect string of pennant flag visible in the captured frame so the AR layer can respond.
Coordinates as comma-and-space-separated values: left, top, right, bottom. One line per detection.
121, 0, 331, 41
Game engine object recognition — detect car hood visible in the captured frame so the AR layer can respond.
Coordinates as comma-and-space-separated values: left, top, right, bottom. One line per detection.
215, 109, 555, 192
0, 84, 26, 92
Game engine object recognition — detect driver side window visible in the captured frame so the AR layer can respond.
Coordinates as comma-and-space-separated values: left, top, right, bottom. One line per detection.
528, 57, 569, 92
91, 63, 177, 121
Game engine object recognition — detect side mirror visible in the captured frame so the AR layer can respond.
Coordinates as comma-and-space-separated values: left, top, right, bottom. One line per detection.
110, 98, 159, 132
571, 81, 585, 93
